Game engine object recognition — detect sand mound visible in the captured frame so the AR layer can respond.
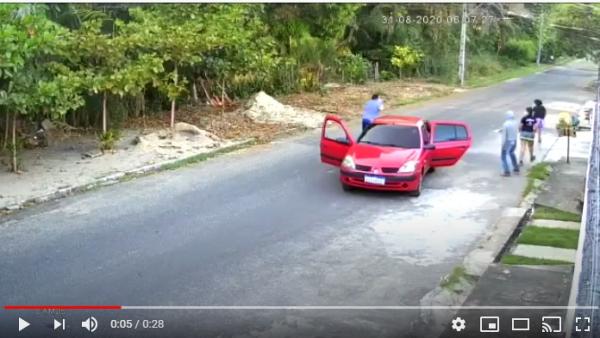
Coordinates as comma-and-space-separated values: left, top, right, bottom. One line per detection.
243, 91, 324, 129
135, 123, 221, 156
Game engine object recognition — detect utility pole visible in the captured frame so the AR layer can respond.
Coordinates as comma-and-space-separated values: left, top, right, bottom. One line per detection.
458, 3, 468, 86
536, 10, 545, 66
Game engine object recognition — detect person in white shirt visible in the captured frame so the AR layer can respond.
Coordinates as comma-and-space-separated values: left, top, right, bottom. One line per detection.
501, 111, 519, 176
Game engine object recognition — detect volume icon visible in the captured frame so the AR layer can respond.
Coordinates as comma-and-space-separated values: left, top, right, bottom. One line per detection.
82, 317, 98, 332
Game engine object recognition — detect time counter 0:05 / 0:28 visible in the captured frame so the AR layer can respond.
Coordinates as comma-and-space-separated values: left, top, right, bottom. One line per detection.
110, 319, 165, 330
382, 15, 501, 25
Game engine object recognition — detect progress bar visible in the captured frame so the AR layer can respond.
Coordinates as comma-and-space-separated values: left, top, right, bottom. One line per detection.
4, 305, 598, 310
121, 306, 599, 310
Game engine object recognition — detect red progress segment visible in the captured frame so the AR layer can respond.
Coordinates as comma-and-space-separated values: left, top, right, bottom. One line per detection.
4, 305, 122, 310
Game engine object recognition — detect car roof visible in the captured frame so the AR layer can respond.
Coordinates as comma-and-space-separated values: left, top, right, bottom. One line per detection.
373, 115, 423, 126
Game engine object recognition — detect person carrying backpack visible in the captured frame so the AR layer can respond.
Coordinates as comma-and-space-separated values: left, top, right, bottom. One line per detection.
519, 107, 537, 165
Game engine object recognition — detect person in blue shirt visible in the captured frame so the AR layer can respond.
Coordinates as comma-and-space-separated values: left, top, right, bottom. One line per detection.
362, 94, 384, 132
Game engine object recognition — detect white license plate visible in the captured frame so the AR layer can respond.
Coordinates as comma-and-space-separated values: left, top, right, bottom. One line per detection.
364, 175, 385, 185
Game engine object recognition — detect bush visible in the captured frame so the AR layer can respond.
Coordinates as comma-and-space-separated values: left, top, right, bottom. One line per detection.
99, 129, 121, 152
391, 45, 424, 77
467, 54, 504, 76
380, 70, 396, 81
468, 53, 504, 77
501, 39, 537, 64
336, 53, 370, 84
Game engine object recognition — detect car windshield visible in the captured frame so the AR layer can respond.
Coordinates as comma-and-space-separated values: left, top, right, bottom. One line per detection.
358, 124, 421, 149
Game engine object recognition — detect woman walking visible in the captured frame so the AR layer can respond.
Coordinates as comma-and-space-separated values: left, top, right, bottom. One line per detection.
519, 107, 537, 165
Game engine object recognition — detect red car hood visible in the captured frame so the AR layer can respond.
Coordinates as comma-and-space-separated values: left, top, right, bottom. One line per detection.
348, 143, 421, 168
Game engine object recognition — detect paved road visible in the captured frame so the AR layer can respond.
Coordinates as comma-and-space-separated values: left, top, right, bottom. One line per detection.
0, 61, 596, 338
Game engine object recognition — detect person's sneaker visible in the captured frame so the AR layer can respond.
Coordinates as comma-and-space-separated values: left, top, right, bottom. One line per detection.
501, 172, 511, 177
519, 160, 524, 166
531, 155, 536, 162
513, 169, 520, 174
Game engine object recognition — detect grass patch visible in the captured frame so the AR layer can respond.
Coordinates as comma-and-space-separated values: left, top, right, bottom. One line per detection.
440, 266, 477, 292
517, 226, 580, 249
502, 254, 573, 266
160, 140, 257, 171
533, 205, 582, 222
523, 162, 552, 197
467, 63, 552, 88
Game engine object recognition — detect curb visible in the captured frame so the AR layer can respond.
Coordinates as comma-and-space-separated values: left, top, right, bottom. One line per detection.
1, 138, 256, 215
417, 207, 529, 335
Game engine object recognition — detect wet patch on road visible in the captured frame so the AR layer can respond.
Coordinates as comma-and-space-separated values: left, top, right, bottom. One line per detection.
368, 188, 499, 266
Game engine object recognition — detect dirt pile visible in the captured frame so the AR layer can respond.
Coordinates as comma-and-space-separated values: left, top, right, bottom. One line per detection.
243, 91, 324, 129
135, 122, 221, 156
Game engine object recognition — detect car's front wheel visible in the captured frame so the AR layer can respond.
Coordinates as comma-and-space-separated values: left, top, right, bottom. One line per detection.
341, 182, 354, 192
409, 177, 422, 197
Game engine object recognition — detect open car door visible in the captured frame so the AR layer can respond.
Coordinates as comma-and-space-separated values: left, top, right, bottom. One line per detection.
320, 114, 355, 166
428, 120, 472, 167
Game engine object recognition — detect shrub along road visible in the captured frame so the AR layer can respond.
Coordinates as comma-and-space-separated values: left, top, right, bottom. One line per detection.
0, 61, 596, 338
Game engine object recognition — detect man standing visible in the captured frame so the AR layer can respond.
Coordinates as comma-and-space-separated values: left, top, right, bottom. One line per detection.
362, 94, 384, 132
533, 99, 546, 144
501, 110, 519, 176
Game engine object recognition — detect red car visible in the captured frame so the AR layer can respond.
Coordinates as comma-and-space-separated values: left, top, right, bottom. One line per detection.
320, 114, 472, 196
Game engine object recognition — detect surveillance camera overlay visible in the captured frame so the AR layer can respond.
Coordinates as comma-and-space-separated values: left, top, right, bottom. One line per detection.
0, 3, 599, 338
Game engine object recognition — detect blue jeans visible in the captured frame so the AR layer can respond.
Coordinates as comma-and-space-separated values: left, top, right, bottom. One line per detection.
362, 119, 372, 133
501, 140, 518, 174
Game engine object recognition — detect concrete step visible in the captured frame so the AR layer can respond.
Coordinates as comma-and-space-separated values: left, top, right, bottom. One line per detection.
512, 244, 576, 263
531, 219, 580, 230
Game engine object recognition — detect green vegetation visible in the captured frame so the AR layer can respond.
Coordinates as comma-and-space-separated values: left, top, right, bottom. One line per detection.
98, 130, 121, 152
533, 205, 582, 222
502, 254, 573, 266
468, 63, 551, 88
1, 3, 599, 173
523, 162, 552, 197
517, 226, 580, 249
440, 266, 477, 292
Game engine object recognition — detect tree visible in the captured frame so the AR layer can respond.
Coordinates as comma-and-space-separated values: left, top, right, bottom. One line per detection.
67, 18, 164, 134
391, 45, 424, 77
550, 4, 600, 77
128, 5, 206, 128
0, 4, 84, 172
68, 19, 127, 133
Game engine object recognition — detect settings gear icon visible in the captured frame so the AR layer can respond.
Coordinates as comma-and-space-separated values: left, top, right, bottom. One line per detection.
451, 317, 467, 332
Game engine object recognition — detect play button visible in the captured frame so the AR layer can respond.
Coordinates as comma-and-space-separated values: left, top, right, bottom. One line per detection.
18, 318, 30, 332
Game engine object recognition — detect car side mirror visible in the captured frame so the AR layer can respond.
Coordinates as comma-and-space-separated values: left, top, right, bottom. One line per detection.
423, 143, 436, 150
336, 137, 350, 145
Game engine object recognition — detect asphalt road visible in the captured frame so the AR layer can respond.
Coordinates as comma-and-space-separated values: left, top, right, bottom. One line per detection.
0, 61, 596, 338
